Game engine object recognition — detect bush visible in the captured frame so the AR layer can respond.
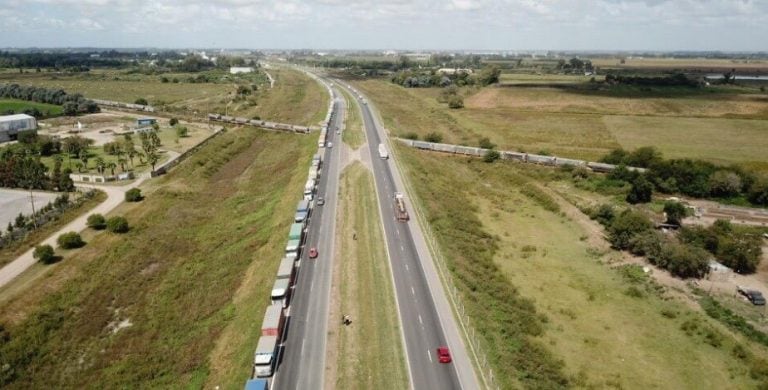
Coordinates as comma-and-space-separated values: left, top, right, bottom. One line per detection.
33, 244, 56, 264
57, 232, 84, 249
589, 204, 615, 225
86, 213, 106, 230
607, 209, 653, 250
447, 95, 464, 109
134, 97, 148, 105
106, 216, 130, 233
169, 118, 179, 126
424, 132, 443, 143
483, 150, 500, 163
402, 132, 419, 140
663, 201, 688, 225
626, 175, 653, 204
125, 188, 143, 202
175, 126, 189, 138
478, 137, 496, 149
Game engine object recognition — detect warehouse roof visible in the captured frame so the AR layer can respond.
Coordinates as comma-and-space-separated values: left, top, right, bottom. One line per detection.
0, 114, 35, 122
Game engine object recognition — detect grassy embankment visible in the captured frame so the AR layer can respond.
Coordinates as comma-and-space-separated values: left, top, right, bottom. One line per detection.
325, 162, 408, 389
226, 67, 328, 126
337, 86, 365, 149
353, 79, 768, 170
396, 145, 768, 389
0, 99, 63, 117
0, 190, 106, 269
0, 128, 317, 388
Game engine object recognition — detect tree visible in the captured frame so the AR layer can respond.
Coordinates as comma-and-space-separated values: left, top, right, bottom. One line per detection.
175, 126, 189, 138
57, 231, 84, 249
477, 65, 502, 86
107, 162, 116, 176
663, 201, 687, 225
717, 235, 762, 274
87, 214, 106, 230
117, 157, 127, 172
424, 132, 443, 143
33, 244, 56, 264
708, 170, 742, 197
79, 150, 89, 172
607, 209, 653, 250
106, 216, 129, 233
135, 97, 148, 105
483, 150, 500, 163
626, 175, 653, 204
94, 157, 106, 175
14, 213, 25, 229
125, 188, 142, 202
63, 101, 78, 116
747, 178, 768, 205
169, 118, 179, 126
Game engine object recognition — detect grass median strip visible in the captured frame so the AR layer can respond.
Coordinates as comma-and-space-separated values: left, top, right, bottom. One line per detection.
338, 86, 365, 149
326, 161, 408, 389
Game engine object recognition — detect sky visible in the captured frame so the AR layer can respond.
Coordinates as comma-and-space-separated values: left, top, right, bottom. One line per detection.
0, 0, 766, 51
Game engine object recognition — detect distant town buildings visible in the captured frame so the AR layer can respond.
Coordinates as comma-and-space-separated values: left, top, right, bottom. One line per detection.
0, 114, 37, 143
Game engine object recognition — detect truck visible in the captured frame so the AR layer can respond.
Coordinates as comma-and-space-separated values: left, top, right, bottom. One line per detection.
285, 239, 300, 260
289, 222, 304, 242
253, 335, 279, 377
304, 179, 315, 201
261, 303, 286, 338
311, 153, 322, 168
378, 143, 389, 159
276, 256, 296, 285
244, 379, 268, 390
394, 192, 409, 222
308, 166, 319, 181
271, 278, 291, 307
295, 199, 310, 223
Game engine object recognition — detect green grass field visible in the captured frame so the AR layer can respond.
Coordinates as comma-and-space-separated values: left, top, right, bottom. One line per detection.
327, 162, 408, 389
338, 86, 365, 149
0, 99, 63, 117
396, 145, 768, 388
353, 79, 768, 167
0, 128, 317, 388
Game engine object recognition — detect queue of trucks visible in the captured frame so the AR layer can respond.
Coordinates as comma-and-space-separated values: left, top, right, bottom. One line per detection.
246, 151, 325, 387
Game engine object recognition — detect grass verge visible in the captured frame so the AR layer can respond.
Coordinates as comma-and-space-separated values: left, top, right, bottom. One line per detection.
338, 86, 365, 149
326, 162, 408, 389
0, 190, 106, 268
0, 128, 315, 388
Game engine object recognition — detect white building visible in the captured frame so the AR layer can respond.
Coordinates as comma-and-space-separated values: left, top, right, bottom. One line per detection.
0, 114, 37, 143
230, 67, 254, 74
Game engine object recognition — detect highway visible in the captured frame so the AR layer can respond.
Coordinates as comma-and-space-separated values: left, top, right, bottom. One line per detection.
336, 81, 480, 390
273, 86, 343, 390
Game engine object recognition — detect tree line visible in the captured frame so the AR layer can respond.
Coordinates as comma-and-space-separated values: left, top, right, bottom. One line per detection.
602, 147, 768, 207
0, 84, 99, 116
604, 73, 702, 87
390, 65, 501, 88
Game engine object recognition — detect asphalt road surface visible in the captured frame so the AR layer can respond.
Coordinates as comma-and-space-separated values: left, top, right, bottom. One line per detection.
273, 86, 344, 390
338, 82, 480, 390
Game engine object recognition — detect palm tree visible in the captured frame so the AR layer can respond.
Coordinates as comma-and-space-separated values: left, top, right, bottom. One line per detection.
107, 162, 117, 176
75, 162, 84, 173
95, 157, 106, 175
79, 150, 89, 172
117, 157, 127, 172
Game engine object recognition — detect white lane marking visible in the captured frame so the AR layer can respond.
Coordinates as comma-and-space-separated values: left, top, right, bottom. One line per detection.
411, 286, 415, 295
396, 229, 400, 236
428, 349, 433, 363
400, 244, 405, 251
310, 280, 314, 293
301, 338, 306, 356
405, 263, 409, 271
419, 315, 423, 325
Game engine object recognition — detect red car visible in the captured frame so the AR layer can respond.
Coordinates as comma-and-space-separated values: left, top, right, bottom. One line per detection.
436, 346, 452, 363
308, 247, 318, 259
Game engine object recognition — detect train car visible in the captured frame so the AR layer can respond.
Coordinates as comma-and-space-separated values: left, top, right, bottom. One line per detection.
554, 157, 586, 167
501, 151, 526, 161
413, 141, 432, 150
587, 162, 616, 172
527, 154, 556, 165
433, 143, 456, 153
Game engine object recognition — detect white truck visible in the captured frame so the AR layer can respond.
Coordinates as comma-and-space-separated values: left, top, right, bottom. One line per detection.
378, 143, 389, 159
253, 335, 279, 377
303, 178, 315, 200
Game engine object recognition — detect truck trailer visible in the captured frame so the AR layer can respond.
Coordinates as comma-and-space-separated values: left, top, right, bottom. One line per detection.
253, 335, 279, 377
378, 143, 389, 159
394, 192, 409, 222
261, 303, 286, 338
244, 379, 268, 390
271, 278, 291, 307
276, 256, 296, 285
289, 222, 304, 242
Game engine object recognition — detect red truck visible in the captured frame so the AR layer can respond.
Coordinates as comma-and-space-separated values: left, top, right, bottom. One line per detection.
394, 192, 409, 222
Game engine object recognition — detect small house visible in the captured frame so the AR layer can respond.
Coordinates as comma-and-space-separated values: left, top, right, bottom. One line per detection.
136, 118, 157, 129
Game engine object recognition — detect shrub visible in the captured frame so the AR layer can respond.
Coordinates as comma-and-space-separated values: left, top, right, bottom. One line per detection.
663, 201, 688, 225
175, 126, 189, 138
125, 188, 143, 202
57, 232, 84, 249
483, 150, 500, 163
447, 95, 464, 109
169, 118, 179, 126
478, 137, 496, 149
402, 132, 419, 140
106, 216, 130, 233
86, 213, 106, 230
590, 204, 615, 226
607, 209, 653, 250
626, 175, 653, 204
424, 132, 443, 143
33, 244, 55, 264
134, 97, 148, 105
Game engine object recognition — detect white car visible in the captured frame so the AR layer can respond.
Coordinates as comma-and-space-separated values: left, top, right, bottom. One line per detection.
327, 142, 333, 148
